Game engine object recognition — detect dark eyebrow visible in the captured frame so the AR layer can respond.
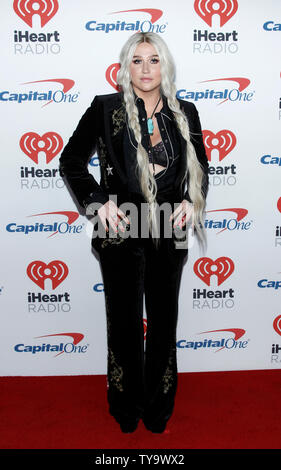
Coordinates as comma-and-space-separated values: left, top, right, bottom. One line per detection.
132, 54, 159, 58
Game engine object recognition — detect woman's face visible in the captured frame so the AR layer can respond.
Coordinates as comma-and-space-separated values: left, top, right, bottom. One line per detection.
129, 41, 161, 96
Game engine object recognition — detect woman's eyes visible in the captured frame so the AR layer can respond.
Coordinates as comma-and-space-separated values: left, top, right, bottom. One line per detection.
132, 58, 159, 64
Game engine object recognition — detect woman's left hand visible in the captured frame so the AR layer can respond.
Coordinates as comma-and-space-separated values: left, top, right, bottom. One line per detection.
169, 199, 194, 229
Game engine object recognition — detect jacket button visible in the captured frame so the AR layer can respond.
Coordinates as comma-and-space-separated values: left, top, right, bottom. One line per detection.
164, 139, 168, 143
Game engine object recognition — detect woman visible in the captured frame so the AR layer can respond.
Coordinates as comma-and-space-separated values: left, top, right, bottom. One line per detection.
59, 32, 209, 434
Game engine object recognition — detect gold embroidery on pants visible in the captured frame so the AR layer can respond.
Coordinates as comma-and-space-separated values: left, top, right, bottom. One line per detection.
105, 293, 124, 392
101, 236, 125, 248
105, 293, 111, 390
108, 347, 124, 392
162, 345, 175, 394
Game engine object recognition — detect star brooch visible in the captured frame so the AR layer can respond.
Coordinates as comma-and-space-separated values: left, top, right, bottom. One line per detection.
106, 163, 113, 176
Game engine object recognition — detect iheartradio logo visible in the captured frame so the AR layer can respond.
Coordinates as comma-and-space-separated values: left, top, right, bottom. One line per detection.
203, 130, 236, 162
27, 260, 68, 289
273, 315, 281, 337
194, 256, 234, 286
194, 0, 238, 27
13, 0, 59, 27
277, 197, 281, 214
106, 63, 121, 91
20, 132, 63, 164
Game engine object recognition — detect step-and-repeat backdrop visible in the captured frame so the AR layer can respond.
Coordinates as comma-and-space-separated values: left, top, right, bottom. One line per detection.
1, 1, 280, 375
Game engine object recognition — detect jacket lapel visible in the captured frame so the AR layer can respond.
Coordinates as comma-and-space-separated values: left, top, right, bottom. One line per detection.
160, 94, 188, 191
174, 132, 187, 190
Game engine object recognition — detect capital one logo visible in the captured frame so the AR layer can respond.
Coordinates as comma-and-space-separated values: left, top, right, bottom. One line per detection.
194, 256, 234, 285
6, 211, 80, 238
194, 0, 238, 27
203, 130, 236, 162
14, 333, 86, 357
205, 208, 249, 234
13, 0, 59, 27
21, 78, 76, 107
27, 260, 68, 289
86, 8, 165, 34
198, 328, 246, 352
20, 131, 63, 164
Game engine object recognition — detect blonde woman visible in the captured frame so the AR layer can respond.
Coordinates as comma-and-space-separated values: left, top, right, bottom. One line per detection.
59, 32, 209, 434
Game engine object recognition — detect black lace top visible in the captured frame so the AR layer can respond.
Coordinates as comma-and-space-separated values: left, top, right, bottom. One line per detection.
148, 138, 181, 186
149, 140, 167, 167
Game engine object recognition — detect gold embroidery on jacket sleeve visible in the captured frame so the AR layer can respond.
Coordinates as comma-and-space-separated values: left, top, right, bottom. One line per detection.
97, 136, 110, 189
112, 105, 126, 136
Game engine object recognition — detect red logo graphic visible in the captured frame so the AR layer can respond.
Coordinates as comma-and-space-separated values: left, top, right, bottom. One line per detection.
27, 260, 69, 289
203, 130, 236, 161
13, 0, 59, 28
21, 78, 75, 107
194, 257, 234, 286
198, 328, 245, 352
106, 63, 121, 91
143, 319, 147, 340
111, 8, 163, 24
206, 208, 248, 234
20, 132, 63, 164
194, 0, 238, 27
35, 333, 84, 357
273, 316, 281, 337
277, 197, 281, 213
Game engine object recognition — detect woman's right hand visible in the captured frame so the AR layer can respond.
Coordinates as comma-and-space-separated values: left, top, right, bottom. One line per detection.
98, 199, 130, 234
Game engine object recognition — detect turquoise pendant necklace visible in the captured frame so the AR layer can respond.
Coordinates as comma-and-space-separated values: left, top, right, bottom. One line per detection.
147, 96, 161, 135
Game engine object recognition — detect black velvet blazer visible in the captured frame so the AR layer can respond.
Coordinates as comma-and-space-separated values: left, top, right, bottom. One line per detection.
59, 91, 209, 211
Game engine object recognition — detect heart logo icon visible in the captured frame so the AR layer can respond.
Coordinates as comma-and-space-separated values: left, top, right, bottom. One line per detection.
273, 315, 281, 337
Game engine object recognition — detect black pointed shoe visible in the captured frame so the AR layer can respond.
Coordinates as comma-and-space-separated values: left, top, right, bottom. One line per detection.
119, 419, 139, 433
143, 419, 167, 433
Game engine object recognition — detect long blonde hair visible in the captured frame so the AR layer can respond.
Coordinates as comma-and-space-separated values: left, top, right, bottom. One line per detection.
117, 32, 207, 249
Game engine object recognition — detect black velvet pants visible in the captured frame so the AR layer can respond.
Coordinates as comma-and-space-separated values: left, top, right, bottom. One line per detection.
96, 191, 188, 429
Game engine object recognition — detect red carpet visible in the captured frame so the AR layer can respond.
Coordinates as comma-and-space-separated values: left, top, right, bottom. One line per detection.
0, 369, 280, 449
